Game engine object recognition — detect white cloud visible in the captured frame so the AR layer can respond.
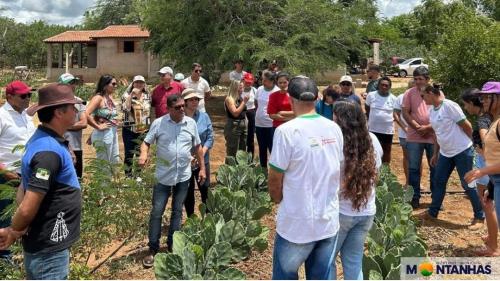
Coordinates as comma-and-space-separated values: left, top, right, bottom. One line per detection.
0, 0, 95, 25
377, 0, 422, 18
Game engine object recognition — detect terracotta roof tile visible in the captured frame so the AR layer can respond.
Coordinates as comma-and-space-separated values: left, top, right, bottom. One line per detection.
43, 30, 98, 43
91, 25, 149, 38
43, 25, 150, 43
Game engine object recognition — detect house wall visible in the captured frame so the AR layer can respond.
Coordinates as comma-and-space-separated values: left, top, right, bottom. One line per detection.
96, 38, 150, 78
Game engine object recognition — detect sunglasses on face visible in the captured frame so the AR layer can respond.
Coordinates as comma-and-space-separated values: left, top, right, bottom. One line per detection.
172, 104, 185, 110
340, 82, 351, 87
194, 69, 202, 74
19, 93, 32, 100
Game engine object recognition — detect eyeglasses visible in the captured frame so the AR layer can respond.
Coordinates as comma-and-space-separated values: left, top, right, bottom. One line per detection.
194, 69, 202, 74
340, 82, 351, 87
172, 104, 185, 110
380, 83, 390, 88
187, 98, 200, 102
19, 93, 32, 100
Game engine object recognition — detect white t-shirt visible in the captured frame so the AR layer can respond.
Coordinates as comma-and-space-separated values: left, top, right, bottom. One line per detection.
366, 91, 397, 135
0, 102, 36, 172
241, 87, 256, 110
181, 77, 210, 112
429, 99, 472, 157
269, 113, 344, 244
339, 133, 383, 216
229, 70, 247, 82
393, 93, 407, 138
255, 85, 279, 127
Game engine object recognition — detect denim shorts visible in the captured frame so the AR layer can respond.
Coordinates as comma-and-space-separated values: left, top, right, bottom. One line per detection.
474, 153, 490, 186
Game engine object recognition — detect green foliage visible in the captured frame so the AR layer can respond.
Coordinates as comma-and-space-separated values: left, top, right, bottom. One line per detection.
82, 0, 142, 30
429, 9, 500, 101
0, 17, 70, 68
364, 165, 428, 280
0, 259, 24, 280
73, 142, 156, 265
141, 0, 378, 81
154, 151, 271, 280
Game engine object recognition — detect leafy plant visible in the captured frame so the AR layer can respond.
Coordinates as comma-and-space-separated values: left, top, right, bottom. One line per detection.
154, 151, 271, 280
363, 165, 427, 280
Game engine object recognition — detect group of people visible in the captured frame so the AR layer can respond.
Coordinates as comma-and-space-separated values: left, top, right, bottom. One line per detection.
0, 56, 499, 280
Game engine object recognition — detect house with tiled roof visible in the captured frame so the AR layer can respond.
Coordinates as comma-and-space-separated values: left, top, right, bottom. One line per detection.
44, 25, 160, 81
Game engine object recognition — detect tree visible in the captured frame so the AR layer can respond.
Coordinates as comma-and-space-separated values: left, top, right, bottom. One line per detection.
83, 0, 141, 30
430, 10, 500, 101
141, 0, 378, 81
0, 17, 69, 68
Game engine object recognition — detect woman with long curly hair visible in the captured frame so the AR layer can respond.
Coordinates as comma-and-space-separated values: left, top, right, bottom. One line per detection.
332, 100, 382, 280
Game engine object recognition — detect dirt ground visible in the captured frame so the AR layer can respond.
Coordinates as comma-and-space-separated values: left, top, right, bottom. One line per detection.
78, 80, 491, 279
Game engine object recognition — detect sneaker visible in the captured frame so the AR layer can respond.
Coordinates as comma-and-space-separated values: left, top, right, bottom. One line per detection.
142, 250, 156, 268
469, 218, 485, 230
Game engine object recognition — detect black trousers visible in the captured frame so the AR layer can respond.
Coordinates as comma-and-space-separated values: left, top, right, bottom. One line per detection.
184, 163, 211, 216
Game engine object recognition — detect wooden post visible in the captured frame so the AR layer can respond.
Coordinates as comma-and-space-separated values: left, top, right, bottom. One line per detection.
78, 43, 83, 68
46, 44, 52, 79
58, 43, 64, 68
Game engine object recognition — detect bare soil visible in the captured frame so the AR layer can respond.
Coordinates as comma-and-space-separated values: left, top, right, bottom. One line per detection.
78, 81, 491, 280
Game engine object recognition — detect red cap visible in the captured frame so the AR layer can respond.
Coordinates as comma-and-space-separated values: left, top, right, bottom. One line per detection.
243, 72, 254, 83
5, 80, 32, 95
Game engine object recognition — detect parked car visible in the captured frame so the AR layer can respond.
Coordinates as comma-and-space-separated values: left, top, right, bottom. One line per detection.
380, 57, 406, 76
396, 58, 428, 77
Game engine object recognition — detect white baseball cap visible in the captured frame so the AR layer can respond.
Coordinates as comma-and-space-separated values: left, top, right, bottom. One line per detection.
339, 75, 353, 84
158, 66, 173, 75
174, 73, 185, 81
133, 75, 146, 83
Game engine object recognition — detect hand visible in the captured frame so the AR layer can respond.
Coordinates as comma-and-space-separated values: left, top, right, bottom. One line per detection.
402, 126, 408, 133
0, 227, 25, 250
198, 168, 206, 185
70, 150, 77, 165
416, 125, 432, 136
362, 92, 368, 99
86, 136, 92, 146
430, 154, 438, 167
3, 171, 19, 181
98, 123, 111, 131
464, 169, 484, 184
243, 95, 250, 103
138, 156, 148, 168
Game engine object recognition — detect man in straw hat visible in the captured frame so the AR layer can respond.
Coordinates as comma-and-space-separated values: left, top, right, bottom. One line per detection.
0, 83, 82, 279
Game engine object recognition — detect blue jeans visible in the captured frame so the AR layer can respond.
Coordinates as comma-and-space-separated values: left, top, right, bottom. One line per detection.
491, 174, 500, 228
272, 233, 337, 280
334, 214, 374, 280
24, 249, 70, 280
429, 147, 484, 219
148, 181, 189, 252
407, 142, 435, 201
255, 127, 275, 168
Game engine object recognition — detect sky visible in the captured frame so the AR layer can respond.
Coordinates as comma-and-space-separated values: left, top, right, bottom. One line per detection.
0, 0, 422, 26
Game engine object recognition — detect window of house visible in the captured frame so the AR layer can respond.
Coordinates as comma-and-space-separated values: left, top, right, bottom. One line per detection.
124, 41, 135, 53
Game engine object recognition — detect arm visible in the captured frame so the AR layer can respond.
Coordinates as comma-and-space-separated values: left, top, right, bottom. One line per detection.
402, 107, 420, 131
269, 111, 295, 121
465, 163, 500, 183
365, 105, 371, 120
0, 190, 45, 249
393, 111, 407, 132
67, 110, 88, 131
138, 141, 151, 167
203, 116, 214, 156
430, 134, 439, 167
195, 144, 206, 184
458, 119, 473, 139
225, 97, 247, 118
85, 95, 108, 131
268, 168, 284, 203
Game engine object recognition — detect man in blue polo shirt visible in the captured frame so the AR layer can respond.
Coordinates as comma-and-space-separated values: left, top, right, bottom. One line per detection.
0, 83, 82, 280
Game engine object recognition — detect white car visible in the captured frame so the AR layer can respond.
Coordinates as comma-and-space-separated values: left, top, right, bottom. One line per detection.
396, 58, 428, 77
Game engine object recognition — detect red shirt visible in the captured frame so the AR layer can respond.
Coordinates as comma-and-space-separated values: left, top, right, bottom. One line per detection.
267, 90, 292, 127
151, 81, 184, 117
